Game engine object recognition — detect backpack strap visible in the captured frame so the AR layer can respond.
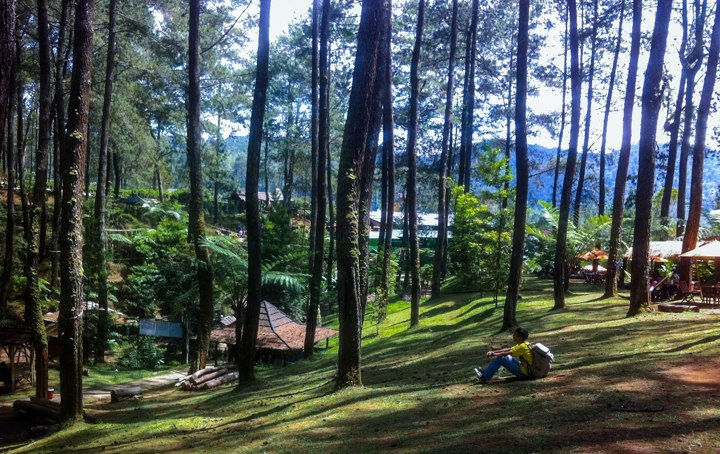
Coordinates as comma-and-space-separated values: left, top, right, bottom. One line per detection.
519, 342, 534, 379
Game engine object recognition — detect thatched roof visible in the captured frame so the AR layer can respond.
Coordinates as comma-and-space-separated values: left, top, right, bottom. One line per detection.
577, 248, 609, 261
210, 301, 337, 352
679, 241, 720, 259
624, 241, 684, 261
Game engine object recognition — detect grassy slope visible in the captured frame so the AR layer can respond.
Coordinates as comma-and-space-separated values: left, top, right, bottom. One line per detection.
10, 279, 720, 453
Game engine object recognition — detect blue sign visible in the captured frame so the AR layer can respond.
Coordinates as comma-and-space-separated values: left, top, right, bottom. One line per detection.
139, 320, 184, 338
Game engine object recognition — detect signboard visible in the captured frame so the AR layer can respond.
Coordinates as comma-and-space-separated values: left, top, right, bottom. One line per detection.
139, 319, 184, 338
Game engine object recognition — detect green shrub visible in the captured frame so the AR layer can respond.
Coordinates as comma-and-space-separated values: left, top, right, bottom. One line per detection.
118, 336, 165, 370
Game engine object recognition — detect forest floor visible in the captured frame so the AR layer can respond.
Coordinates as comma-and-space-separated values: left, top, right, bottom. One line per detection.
3, 278, 720, 453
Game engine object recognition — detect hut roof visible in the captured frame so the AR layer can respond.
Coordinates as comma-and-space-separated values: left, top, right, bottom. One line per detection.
624, 241, 684, 261
0, 322, 32, 347
210, 301, 337, 351
679, 240, 720, 259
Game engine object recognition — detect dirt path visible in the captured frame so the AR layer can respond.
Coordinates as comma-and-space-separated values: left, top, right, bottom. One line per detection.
0, 370, 187, 450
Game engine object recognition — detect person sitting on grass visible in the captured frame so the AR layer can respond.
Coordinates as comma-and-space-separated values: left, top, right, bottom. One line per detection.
474, 327, 532, 383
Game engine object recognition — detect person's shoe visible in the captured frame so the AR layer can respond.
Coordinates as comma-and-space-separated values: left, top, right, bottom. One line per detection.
474, 367, 487, 384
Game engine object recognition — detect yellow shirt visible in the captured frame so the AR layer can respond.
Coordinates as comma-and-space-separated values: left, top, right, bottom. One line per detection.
510, 342, 533, 376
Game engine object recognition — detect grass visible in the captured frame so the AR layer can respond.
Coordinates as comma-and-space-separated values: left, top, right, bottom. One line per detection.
6, 278, 720, 453
0, 364, 182, 406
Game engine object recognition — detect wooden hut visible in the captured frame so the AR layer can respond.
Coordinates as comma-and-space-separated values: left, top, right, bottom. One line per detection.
211, 301, 337, 364
0, 322, 33, 392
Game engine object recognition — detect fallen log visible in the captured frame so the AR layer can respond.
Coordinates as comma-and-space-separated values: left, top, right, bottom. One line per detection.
29, 397, 61, 409
190, 368, 227, 386
199, 371, 239, 390
13, 400, 61, 422
29, 397, 58, 407
111, 386, 143, 403
188, 366, 223, 381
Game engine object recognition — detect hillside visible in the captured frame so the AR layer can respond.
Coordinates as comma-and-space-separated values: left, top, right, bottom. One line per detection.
10, 281, 720, 453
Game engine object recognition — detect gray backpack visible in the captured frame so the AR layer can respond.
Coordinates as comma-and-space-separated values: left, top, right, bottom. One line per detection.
527, 343, 554, 379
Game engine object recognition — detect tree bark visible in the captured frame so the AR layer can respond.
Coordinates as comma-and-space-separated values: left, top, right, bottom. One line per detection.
307, 0, 320, 329
379, 1, 396, 319
598, 0, 625, 216
335, 0, 386, 389
604, 0, 642, 299
51, 0, 71, 291
0, 0, 15, 313
238, 0, 271, 383
93, 0, 116, 364
432, 0, 458, 298
406, 0, 425, 327
676, 0, 705, 239
502, 0, 529, 331
305, 0, 330, 358
572, 0, 598, 226
628, 0, 672, 316
553, 5, 568, 209
60, 0, 94, 424
681, 1, 720, 281
554, 0, 581, 310
187, 0, 214, 373
661, 72, 686, 223
458, 0, 479, 192
25, 0, 53, 400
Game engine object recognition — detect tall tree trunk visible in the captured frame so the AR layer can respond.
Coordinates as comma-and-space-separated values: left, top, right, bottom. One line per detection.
93, 0, 116, 364
335, 0, 386, 389
502, 0, 529, 331
573, 0, 598, 225
553, 0, 581, 310
187, 0, 214, 373
553, 5, 568, 209
458, 0, 479, 192
305, 0, 330, 358
432, 0, 457, 297
378, 1, 395, 319
660, 72, 686, 223
25, 0, 52, 400
60, 0, 94, 423
628, 0, 672, 316
326, 146, 335, 294
51, 0, 71, 290
604, 0, 642, 299
112, 152, 121, 198
238, 0, 270, 383
681, 1, 720, 281
676, 0, 705, 238
598, 0, 624, 216
406, 0, 425, 327
307, 0, 320, 326
0, 0, 16, 312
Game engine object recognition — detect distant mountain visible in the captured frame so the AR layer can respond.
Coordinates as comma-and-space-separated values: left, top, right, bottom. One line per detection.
525, 143, 720, 218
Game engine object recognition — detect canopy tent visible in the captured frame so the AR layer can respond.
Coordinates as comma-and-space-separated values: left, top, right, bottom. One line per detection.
679, 241, 720, 260
624, 241, 684, 262
582, 264, 607, 272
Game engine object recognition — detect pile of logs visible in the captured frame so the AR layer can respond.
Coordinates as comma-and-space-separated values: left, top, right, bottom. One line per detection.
178, 365, 238, 391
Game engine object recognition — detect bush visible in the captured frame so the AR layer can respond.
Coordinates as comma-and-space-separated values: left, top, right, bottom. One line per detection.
118, 336, 165, 370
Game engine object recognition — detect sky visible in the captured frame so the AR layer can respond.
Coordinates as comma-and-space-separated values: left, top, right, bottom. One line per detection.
253, 1, 716, 151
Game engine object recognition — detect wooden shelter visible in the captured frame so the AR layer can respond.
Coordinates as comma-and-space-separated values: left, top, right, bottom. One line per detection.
679, 241, 720, 260
624, 241, 684, 262
0, 322, 33, 392
211, 301, 337, 364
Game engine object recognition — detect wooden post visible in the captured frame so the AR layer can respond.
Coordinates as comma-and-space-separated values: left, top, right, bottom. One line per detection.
9, 346, 15, 392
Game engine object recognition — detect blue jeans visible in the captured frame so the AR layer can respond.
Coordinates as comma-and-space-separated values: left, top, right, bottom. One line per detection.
482, 355, 526, 380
